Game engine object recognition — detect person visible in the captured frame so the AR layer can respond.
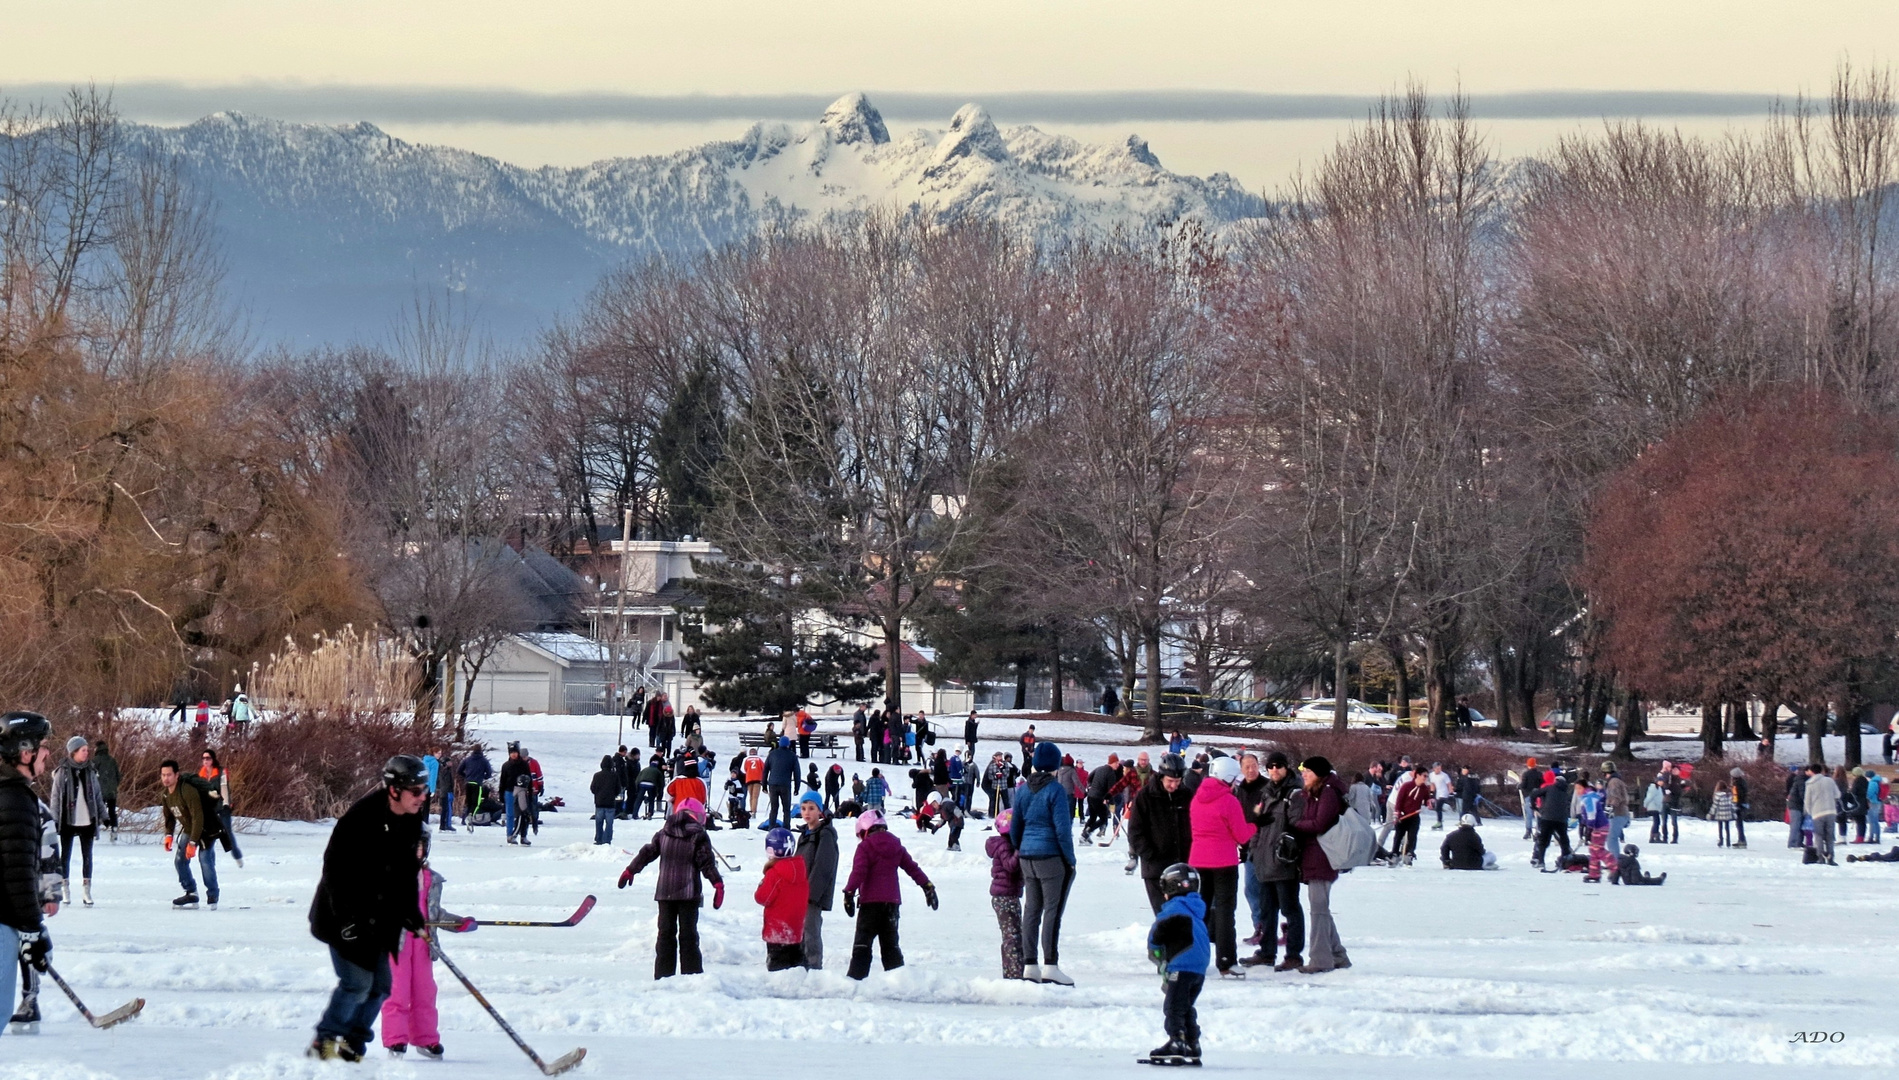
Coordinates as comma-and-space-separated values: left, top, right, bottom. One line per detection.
1101, 685, 1119, 716
1019, 725, 1037, 761
0, 712, 57, 1038
1390, 770, 1428, 865
1804, 763, 1841, 865
1129, 753, 1194, 914
1785, 766, 1808, 849
590, 756, 621, 845
159, 759, 224, 908
628, 686, 647, 731
1082, 754, 1121, 844
306, 756, 429, 1061
643, 691, 671, 750
764, 736, 799, 828
49, 736, 105, 907
666, 761, 707, 817
456, 745, 492, 828
795, 790, 839, 969
1240, 752, 1304, 969
1531, 767, 1575, 870
1846, 843, 1899, 863
1168, 730, 1192, 756
1011, 740, 1076, 985
382, 831, 474, 1060
681, 705, 702, 745
434, 746, 458, 830
863, 768, 888, 811
1579, 780, 1614, 882
1711, 780, 1736, 848
619, 798, 723, 978
1517, 758, 1544, 840
1454, 767, 1481, 820
851, 705, 868, 762
986, 807, 1025, 979
756, 827, 809, 970
1440, 814, 1494, 870
1188, 755, 1255, 976
92, 740, 121, 841
1602, 761, 1630, 858
498, 743, 530, 844
1849, 767, 1871, 843
796, 707, 817, 759
805, 761, 822, 797
841, 808, 936, 980
868, 709, 887, 764
634, 757, 664, 819
823, 763, 845, 815
1289, 756, 1350, 974
198, 748, 245, 866
1862, 769, 1879, 845
194, 699, 211, 739
962, 710, 979, 761
1428, 763, 1455, 829
740, 748, 764, 816
930, 791, 966, 851
1613, 843, 1666, 885
1657, 762, 1685, 844
1144, 864, 1208, 1064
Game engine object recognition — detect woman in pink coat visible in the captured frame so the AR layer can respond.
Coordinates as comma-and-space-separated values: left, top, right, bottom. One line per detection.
1188, 755, 1256, 975
381, 834, 473, 1059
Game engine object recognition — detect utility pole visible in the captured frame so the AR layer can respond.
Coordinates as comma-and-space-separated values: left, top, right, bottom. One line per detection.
613, 507, 633, 746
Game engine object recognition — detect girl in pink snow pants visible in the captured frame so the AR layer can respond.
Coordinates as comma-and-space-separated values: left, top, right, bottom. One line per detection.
382, 833, 472, 1059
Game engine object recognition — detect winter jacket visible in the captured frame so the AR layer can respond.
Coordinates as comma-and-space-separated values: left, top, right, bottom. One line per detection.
1127, 774, 1194, 877
1604, 776, 1630, 817
308, 789, 425, 970
1578, 789, 1607, 830
1086, 764, 1119, 800
1010, 773, 1076, 865
1394, 779, 1428, 821
1440, 824, 1487, 869
863, 775, 888, 805
755, 856, 809, 944
626, 809, 722, 902
843, 826, 931, 904
1805, 775, 1843, 821
93, 748, 121, 801
457, 750, 493, 786
1785, 772, 1806, 812
0, 773, 45, 934
1291, 774, 1348, 884
1149, 889, 1210, 975
1535, 776, 1574, 823
964, 716, 979, 744
764, 745, 800, 787
1188, 779, 1255, 868
1710, 790, 1735, 822
636, 763, 664, 789
1642, 782, 1665, 813
591, 758, 621, 808
497, 756, 530, 796
49, 761, 106, 830
1455, 774, 1482, 807
797, 816, 840, 910
985, 833, 1022, 898
1345, 781, 1374, 819
161, 779, 212, 844
1244, 775, 1302, 883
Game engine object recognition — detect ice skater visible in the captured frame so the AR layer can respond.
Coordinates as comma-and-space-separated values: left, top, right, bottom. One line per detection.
1142, 863, 1207, 1065
382, 831, 475, 1059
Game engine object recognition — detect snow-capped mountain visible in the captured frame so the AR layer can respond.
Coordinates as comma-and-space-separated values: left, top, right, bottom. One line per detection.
129, 93, 1270, 348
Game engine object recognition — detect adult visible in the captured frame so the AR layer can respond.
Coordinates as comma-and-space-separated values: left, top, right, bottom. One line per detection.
635, 757, 664, 819
434, 745, 459, 830
1784, 766, 1808, 848
1517, 759, 1545, 840
455, 744, 493, 828
1804, 763, 1841, 865
852, 706, 868, 762
868, 709, 888, 765
795, 790, 840, 969
92, 740, 121, 840
620, 798, 723, 978
1441, 814, 1493, 869
1129, 753, 1194, 914
963, 711, 979, 760
0, 712, 56, 1039
1188, 756, 1255, 976
49, 737, 105, 906
764, 736, 800, 827
159, 759, 223, 908
1657, 762, 1686, 844
1602, 761, 1632, 858
1011, 740, 1077, 985
1428, 763, 1455, 829
1454, 767, 1482, 821
306, 756, 428, 1061
795, 707, 816, 759
1390, 771, 1428, 864
1531, 767, 1575, 869
1082, 755, 1121, 844
643, 691, 670, 749
497, 743, 532, 845
1018, 725, 1037, 761
198, 748, 245, 866
590, 756, 621, 845
1240, 752, 1304, 970
1290, 756, 1351, 973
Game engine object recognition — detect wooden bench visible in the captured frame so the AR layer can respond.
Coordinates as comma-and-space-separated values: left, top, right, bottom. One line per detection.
738, 730, 845, 757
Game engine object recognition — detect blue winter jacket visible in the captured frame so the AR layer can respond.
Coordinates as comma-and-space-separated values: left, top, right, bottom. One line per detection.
423, 755, 441, 794
765, 745, 800, 786
1011, 774, 1076, 865
1149, 890, 1210, 974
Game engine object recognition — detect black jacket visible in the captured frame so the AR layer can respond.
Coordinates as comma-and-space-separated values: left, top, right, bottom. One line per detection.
308, 789, 425, 969
591, 758, 622, 808
1127, 774, 1193, 877
0, 773, 44, 933
498, 756, 531, 793
1086, 764, 1119, 800
1440, 824, 1486, 869
1535, 777, 1573, 823
797, 815, 840, 910
1242, 774, 1301, 882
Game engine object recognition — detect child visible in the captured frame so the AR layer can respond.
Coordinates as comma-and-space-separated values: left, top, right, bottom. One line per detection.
1144, 863, 1208, 1064
986, 808, 1024, 978
1613, 843, 1666, 885
755, 827, 809, 970
724, 773, 749, 831
1578, 781, 1613, 882
1711, 782, 1736, 847
383, 832, 475, 1059
620, 798, 725, 978
841, 808, 936, 980
924, 791, 966, 851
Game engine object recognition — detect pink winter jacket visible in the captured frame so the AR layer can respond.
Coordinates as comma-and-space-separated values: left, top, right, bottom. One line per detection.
1188, 778, 1256, 868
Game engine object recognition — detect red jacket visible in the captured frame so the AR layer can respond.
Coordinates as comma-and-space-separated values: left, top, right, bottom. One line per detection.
755, 856, 809, 944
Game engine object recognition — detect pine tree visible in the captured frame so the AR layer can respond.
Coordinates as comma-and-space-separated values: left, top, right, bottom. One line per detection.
680, 563, 884, 714
652, 353, 725, 540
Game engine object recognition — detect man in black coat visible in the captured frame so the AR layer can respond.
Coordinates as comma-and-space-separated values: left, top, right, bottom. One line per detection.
1441, 814, 1490, 870
1127, 753, 1194, 914
0, 713, 55, 1024
307, 756, 428, 1061
1239, 752, 1305, 969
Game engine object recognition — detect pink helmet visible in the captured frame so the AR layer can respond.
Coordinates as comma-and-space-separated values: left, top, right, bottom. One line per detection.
677, 798, 705, 823
994, 808, 1013, 834
855, 807, 885, 836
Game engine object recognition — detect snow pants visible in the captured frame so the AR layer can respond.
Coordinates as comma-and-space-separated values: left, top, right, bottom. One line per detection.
1302, 878, 1349, 972
1162, 971, 1203, 1045
1194, 865, 1240, 971
802, 904, 825, 969
653, 899, 703, 978
379, 933, 439, 1049
992, 894, 1024, 978
766, 942, 805, 971
1020, 856, 1073, 966
1585, 830, 1616, 882
847, 901, 903, 979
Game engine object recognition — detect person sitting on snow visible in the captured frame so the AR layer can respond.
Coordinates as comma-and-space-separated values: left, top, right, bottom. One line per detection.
1439, 814, 1496, 870
1846, 845, 1899, 863
1612, 843, 1666, 885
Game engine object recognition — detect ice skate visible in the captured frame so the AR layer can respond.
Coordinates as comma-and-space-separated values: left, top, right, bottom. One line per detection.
415, 1044, 444, 1060
81, 878, 92, 906
173, 892, 199, 909
1039, 964, 1074, 986
1021, 963, 1041, 983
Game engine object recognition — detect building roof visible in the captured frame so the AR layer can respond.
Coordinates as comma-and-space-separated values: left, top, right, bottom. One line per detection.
516, 632, 611, 665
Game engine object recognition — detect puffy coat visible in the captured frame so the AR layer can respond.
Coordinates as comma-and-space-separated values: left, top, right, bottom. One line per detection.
1188, 778, 1255, 868
1291, 774, 1347, 884
985, 833, 1022, 898
1127, 774, 1193, 876
1149, 889, 1210, 975
309, 789, 425, 970
1245, 775, 1302, 883
626, 809, 722, 902
797, 816, 840, 910
1010, 774, 1076, 865
755, 856, 809, 944
764, 745, 800, 786
1439, 824, 1486, 870
1536, 776, 1573, 823
1087, 764, 1119, 800
0, 773, 44, 933
843, 826, 931, 904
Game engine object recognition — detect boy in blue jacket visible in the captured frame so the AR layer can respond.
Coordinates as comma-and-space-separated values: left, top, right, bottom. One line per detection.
1144, 863, 1209, 1064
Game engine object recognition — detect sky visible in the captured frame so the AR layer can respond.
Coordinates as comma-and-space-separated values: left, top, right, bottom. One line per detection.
2, 1, 1893, 189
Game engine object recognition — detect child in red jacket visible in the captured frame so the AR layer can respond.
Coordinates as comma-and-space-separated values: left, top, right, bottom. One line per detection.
756, 827, 810, 970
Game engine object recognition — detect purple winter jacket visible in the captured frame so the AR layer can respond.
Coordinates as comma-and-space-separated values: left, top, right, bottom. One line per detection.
985, 833, 1022, 898
1291, 774, 1347, 884
843, 826, 931, 904
626, 809, 722, 902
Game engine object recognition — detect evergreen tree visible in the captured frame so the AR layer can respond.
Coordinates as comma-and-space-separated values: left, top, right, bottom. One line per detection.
652, 353, 726, 540
680, 563, 884, 714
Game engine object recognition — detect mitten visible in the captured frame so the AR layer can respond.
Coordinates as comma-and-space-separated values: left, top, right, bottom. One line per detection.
618, 866, 635, 889
843, 890, 857, 918
712, 881, 725, 909
922, 882, 939, 910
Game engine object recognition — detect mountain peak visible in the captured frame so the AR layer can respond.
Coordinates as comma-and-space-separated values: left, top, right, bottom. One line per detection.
929, 104, 1007, 173
819, 92, 889, 146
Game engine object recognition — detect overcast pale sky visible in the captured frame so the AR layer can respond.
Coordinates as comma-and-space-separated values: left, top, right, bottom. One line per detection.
4, 1, 1893, 188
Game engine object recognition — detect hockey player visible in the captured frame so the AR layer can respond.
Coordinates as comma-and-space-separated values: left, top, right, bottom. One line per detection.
382, 830, 475, 1059
1143, 863, 1208, 1065
619, 798, 724, 978
1, 712, 56, 1036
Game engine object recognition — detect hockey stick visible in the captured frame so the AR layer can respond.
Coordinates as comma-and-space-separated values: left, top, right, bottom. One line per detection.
431, 895, 596, 929
708, 843, 741, 872
43, 964, 144, 1029
435, 942, 585, 1076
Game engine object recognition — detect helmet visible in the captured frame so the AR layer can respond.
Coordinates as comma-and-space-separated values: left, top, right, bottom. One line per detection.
677, 798, 706, 823
855, 807, 885, 836
383, 754, 428, 788
1208, 756, 1241, 784
1158, 863, 1200, 899
1156, 753, 1186, 779
765, 827, 796, 858
1459, 814, 1477, 827
0, 712, 49, 766
1622, 843, 1639, 858
994, 808, 1013, 834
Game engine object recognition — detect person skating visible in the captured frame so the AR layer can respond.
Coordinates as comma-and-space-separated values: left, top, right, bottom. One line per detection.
929, 790, 967, 850
307, 756, 429, 1061
1440, 815, 1495, 870
1188, 756, 1255, 977
1239, 752, 1304, 968
1578, 780, 1614, 882
382, 831, 475, 1059
795, 791, 839, 969
986, 808, 1025, 978
1, 712, 56, 1037
1082, 755, 1120, 843
49, 735, 105, 907
1142, 864, 1208, 1065
756, 827, 809, 970
456, 744, 492, 828
1389, 770, 1428, 865
1613, 844, 1666, 885
1129, 753, 1194, 914
92, 740, 121, 842
619, 798, 723, 978
159, 759, 224, 908
841, 808, 935, 980
197, 748, 245, 866
1012, 740, 1077, 985
763, 736, 799, 828
1517, 758, 1545, 840
498, 743, 532, 844
1530, 767, 1575, 870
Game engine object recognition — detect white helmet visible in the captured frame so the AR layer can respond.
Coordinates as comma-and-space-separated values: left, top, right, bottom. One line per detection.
1209, 756, 1241, 785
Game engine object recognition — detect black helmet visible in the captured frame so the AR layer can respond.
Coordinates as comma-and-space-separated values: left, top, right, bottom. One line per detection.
383, 754, 428, 788
1157, 753, 1186, 779
1158, 863, 1200, 898
0, 711, 50, 765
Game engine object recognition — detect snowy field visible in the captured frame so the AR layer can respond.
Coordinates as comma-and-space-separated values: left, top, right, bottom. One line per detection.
7, 712, 1893, 1080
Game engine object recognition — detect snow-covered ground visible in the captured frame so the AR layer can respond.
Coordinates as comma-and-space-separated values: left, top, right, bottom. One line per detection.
7, 712, 1889, 1080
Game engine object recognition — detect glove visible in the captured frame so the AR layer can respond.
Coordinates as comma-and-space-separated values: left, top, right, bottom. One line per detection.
18, 930, 48, 972
712, 881, 725, 910
163, 835, 173, 852
448, 916, 477, 933
186, 842, 198, 860
618, 866, 635, 890
843, 890, 857, 918
402, 909, 427, 934
1149, 944, 1168, 976
922, 882, 939, 910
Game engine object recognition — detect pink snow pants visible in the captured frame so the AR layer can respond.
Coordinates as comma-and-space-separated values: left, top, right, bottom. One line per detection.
380, 931, 439, 1048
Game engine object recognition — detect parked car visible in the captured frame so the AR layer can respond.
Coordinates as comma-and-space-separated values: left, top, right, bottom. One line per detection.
1290, 698, 1401, 727
1539, 708, 1618, 732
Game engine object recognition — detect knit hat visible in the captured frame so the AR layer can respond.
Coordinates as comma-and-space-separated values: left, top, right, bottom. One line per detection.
1301, 755, 1334, 778
65, 735, 87, 755
1265, 751, 1290, 769
797, 789, 824, 810
1033, 741, 1063, 773
1729, 767, 1745, 778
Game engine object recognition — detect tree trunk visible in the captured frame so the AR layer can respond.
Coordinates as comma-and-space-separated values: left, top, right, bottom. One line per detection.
1331, 636, 1350, 734
1386, 638, 1412, 723
1571, 672, 1601, 752
1513, 630, 1543, 740
1424, 635, 1450, 740
1727, 700, 1756, 741
1700, 701, 1725, 759
1842, 667, 1865, 767
1584, 682, 1611, 753
1611, 691, 1638, 760
1799, 702, 1826, 766
1013, 661, 1028, 710
1757, 700, 1781, 759
1143, 622, 1165, 743
884, 613, 905, 718
1050, 633, 1065, 713
1491, 637, 1515, 737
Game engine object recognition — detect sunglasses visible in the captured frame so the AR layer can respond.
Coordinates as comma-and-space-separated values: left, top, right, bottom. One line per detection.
395, 784, 428, 798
